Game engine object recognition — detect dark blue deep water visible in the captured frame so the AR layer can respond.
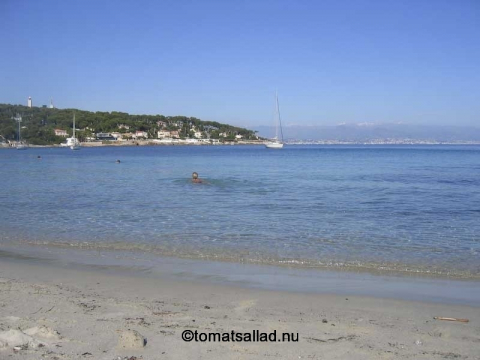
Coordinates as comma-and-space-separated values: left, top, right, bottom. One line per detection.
1, 145, 479, 278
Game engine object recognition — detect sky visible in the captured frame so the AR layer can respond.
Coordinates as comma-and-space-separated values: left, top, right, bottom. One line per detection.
1, 0, 479, 127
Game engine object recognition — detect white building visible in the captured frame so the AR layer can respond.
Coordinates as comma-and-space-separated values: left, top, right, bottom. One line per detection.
110, 132, 122, 140
54, 129, 68, 137
49, 99, 54, 109
134, 131, 148, 139
157, 130, 171, 139
27, 97, 32, 108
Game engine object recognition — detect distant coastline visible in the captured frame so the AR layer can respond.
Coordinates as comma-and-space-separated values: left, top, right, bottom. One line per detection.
255, 123, 480, 144
286, 139, 480, 145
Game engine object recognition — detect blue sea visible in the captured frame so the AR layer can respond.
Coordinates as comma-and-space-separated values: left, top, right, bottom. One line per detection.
1, 145, 479, 281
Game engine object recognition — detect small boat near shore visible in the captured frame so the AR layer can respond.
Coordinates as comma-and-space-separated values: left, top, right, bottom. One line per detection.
60, 138, 78, 147
70, 113, 81, 150
265, 92, 284, 149
14, 114, 28, 150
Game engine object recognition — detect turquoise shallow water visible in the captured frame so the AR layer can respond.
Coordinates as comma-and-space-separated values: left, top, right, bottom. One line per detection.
0, 145, 479, 278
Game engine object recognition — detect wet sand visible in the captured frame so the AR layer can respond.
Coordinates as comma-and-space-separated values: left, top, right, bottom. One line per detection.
0, 260, 479, 359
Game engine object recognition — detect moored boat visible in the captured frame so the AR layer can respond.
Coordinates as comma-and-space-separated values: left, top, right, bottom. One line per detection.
265, 92, 284, 149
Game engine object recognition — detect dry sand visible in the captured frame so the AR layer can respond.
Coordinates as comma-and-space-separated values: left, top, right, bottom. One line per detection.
0, 260, 479, 360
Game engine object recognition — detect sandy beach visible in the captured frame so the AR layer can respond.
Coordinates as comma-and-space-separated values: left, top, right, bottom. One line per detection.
0, 260, 479, 360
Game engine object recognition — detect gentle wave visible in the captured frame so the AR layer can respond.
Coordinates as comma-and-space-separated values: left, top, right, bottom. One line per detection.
6, 238, 478, 280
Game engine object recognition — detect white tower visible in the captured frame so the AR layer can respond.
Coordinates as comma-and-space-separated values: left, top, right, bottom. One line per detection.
49, 98, 54, 109
27, 96, 32, 108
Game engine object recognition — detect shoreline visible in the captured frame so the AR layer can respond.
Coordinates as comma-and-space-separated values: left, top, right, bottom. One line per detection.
0, 140, 266, 148
1, 244, 479, 307
3, 239, 480, 282
1, 259, 479, 359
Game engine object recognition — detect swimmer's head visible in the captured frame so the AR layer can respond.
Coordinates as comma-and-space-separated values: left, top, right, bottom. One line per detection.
192, 172, 198, 179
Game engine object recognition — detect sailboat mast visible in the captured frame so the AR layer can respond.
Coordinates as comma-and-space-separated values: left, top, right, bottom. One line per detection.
15, 114, 22, 142
73, 113, 75, 139
275, 93, 283, 142
274, 93, 278, 140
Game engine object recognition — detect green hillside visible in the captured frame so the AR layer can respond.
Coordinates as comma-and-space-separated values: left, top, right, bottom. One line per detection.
0, 104, 258, 145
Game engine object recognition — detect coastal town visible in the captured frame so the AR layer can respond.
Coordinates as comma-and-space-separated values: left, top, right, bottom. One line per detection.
53, 121, 263, 147
0, 100, 262, 147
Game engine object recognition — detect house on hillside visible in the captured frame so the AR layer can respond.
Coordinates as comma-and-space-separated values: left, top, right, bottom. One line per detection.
111, 132, 122, 140
133, 131, 148, 139
54, 129, 68, 137
157, 130, 171, 139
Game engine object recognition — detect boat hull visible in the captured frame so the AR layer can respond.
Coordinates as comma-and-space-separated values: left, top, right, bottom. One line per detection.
16, 145, 28, 150
265, 142, 284, 149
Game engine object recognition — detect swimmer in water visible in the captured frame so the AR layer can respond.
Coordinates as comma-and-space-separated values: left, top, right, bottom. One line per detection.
192, 172, 202, 183
116, 159, 121, 163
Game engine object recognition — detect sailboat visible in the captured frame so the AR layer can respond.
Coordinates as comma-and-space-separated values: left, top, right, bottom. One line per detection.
265, 92, 284, 149
15, 114, 28, 150
70, 113, 81, 150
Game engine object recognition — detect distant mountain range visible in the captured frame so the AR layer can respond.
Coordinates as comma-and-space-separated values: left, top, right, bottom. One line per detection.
253, 123, 480, 143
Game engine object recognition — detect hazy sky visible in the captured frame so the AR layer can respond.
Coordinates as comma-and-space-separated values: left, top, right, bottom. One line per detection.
1, 0, 479, 127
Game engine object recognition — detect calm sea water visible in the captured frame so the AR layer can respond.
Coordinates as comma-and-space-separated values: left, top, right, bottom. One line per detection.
0, 145, 479, 279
